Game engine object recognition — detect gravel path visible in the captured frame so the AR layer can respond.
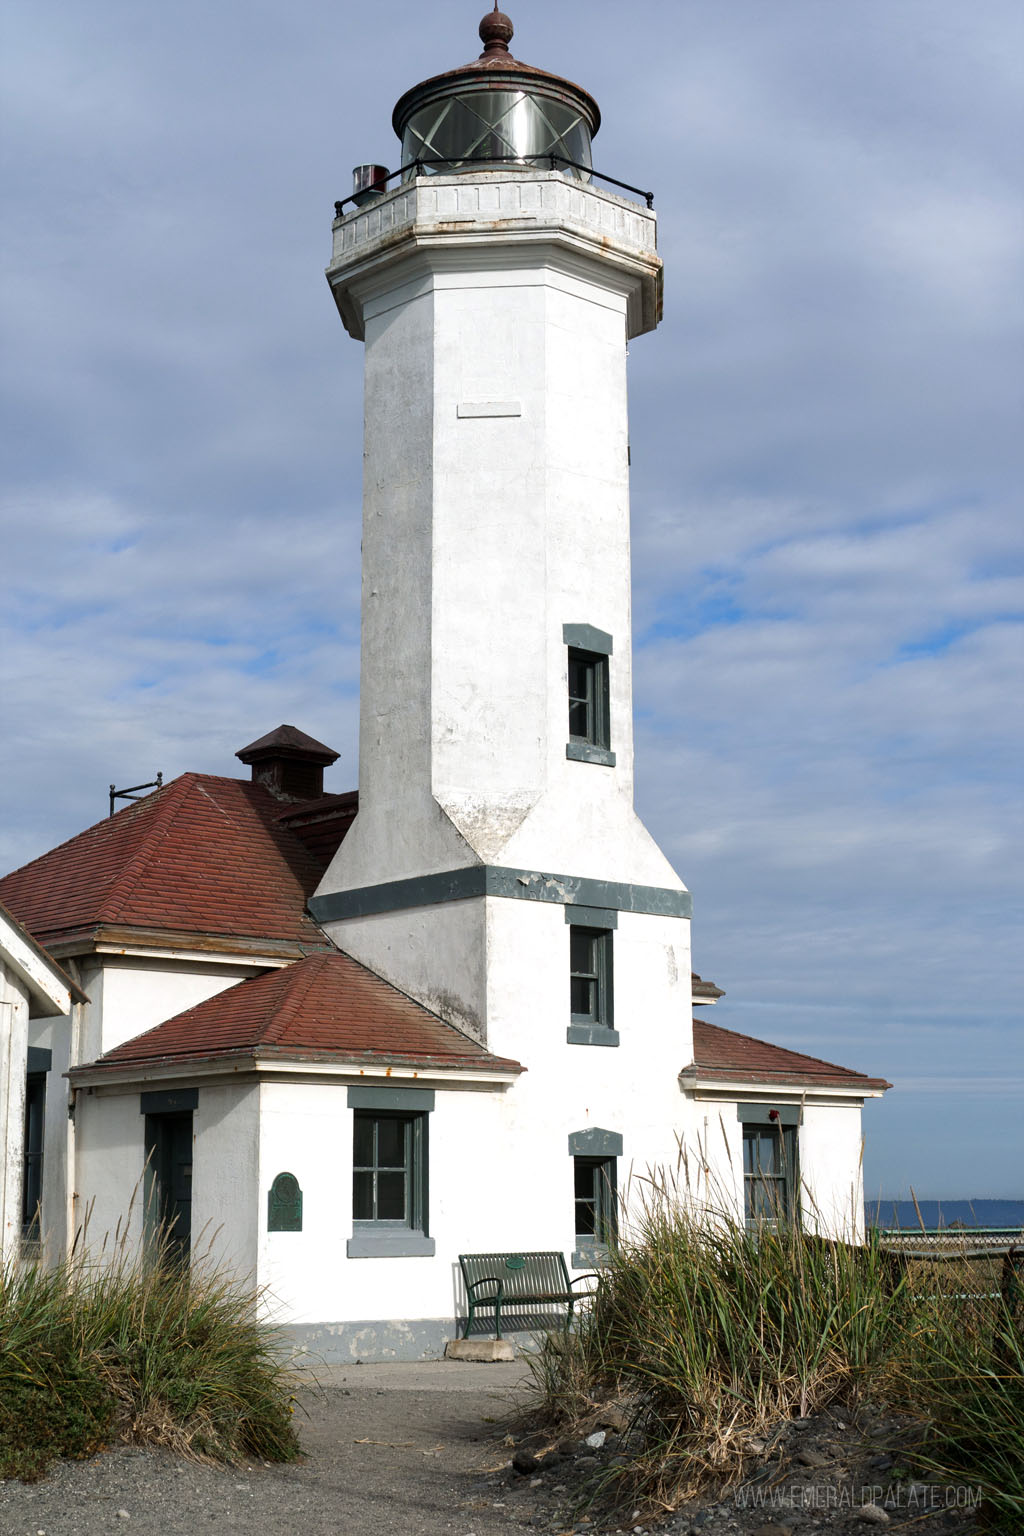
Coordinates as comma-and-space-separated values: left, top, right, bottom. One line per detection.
0, 1362, 987, 1536
0, 1361, 532, 1536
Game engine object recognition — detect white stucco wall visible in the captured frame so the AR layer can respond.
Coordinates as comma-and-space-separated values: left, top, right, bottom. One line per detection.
74, 1088, 148, 1259
28, 1010, 74, 1261
318, 172, 678, 912
69, 1068, 868, 1355
0, 969, 28, 1265
71, 1081, 261, 1279
254, 1074, 621, 1341
191, 1082, 261, 1279
800, 1101, 866, 1240
76, 956, 268, 1060
677, 1094, 867, 1240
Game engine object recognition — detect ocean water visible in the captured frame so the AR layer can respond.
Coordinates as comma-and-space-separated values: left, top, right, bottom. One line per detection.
867, 1198, 1024, 1230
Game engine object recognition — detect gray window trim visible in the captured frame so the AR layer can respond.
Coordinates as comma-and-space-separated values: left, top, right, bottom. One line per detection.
565, 905, 618, 929
140, 1088, 198, 1115
567, 646, 611, 754
566, 741, 616, 766
567, 1023, 620, 1047
563, 623, 613, 655
737, 1104, 802, 1126
572, 1238, 612, 1269
569, 923, 614, 1038
346, 1231, 436, 1258
22, 1071, 46, 1241
573, 1152, 618, 1261
568, 1128, 623, 1157
350, 1103, 432, 1258
347, 1086, 435, 1112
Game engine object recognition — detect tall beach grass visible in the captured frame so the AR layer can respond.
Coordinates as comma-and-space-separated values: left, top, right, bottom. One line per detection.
0, 1237, 300, 1481
530, 1167, 1024, 1530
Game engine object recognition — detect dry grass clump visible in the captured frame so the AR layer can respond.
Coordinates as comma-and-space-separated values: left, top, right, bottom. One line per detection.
0, 1243, 300, 1482
529, 1170, 1024, 1532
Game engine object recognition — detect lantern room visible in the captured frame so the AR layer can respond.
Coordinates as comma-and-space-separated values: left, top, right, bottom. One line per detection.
391, 6, 600, 180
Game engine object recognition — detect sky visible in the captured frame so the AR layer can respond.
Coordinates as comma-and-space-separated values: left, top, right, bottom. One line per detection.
2, 0, 1021, 1199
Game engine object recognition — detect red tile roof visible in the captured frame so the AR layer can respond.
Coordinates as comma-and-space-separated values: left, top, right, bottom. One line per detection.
691, 971, 724, 1002
273, 791, 358, 869
80, 951, 523, 1076
689, 1018, 890, 1092
0, 774, 334, 953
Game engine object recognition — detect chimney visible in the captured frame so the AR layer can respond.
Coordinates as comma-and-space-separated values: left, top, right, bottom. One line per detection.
236, 725, 339, 803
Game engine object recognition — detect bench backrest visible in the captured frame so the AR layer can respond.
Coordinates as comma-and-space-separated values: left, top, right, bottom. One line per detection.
459, 1251, 572, 1299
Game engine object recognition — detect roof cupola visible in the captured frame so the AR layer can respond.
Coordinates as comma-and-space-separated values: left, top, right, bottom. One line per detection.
236, 725, 339, 803
392, 6, 599, 180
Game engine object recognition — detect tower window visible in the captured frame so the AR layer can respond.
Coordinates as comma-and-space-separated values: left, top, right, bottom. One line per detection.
570, 927, 610, 1022
566, 906, 618, 1046
568, 650, 609, 749
563, 623, 615, 767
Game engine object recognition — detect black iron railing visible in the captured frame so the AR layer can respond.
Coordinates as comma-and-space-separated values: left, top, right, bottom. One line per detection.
334, 156, 654, 219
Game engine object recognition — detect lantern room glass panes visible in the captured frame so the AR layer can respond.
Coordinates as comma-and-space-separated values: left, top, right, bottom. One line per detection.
401, 89, 592, 178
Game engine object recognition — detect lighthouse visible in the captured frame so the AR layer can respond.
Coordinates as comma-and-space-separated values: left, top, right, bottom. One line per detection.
311, 5, 694, 1246
0, 6, 890, 1359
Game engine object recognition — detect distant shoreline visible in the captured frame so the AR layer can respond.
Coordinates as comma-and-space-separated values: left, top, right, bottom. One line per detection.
867, 1197, 1024, 1229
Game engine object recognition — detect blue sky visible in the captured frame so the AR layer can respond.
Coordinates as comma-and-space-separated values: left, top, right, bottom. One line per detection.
2, 0, 1022, 1197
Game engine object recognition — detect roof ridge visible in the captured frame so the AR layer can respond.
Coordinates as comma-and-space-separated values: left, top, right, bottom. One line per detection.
694, 1016, 876, 1081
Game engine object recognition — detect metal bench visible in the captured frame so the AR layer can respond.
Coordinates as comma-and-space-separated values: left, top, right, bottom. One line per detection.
458, 1250, 599, 1339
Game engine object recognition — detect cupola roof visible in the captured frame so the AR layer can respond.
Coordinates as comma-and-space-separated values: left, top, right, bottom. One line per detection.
392, 6, 600, 144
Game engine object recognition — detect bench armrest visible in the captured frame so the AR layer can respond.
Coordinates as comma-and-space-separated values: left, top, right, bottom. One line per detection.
466, 1275, 504, 1298
569, 1272, 600, 1290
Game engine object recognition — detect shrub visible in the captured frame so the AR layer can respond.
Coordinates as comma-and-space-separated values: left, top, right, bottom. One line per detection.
897, 1283, 1024, 1533
530, 1174, 1023, 1528
533, 1183, 912, 1506
0, 1247, 300, 1482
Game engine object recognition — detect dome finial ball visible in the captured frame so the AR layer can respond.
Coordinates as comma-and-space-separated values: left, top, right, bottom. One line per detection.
479, 5, 514, 54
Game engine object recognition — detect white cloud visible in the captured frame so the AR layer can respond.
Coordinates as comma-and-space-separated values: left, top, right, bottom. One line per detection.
1, 0, 1021, 1197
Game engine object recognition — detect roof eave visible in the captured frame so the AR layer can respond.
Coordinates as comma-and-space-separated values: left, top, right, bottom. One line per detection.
38, 924, 332, 964
679, 1068, 890, 1100
0, 902, 87, 1011
70, 1051, 523, 1091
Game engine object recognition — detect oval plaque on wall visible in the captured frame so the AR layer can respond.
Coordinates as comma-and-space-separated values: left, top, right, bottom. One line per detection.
268, 1171, 303, 1232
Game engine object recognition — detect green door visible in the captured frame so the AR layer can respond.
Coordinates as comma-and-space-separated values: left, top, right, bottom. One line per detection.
145, 1112, 193, 1265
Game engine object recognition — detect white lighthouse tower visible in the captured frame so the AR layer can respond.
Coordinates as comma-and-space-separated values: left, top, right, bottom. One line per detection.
312, 7, 693, 1266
